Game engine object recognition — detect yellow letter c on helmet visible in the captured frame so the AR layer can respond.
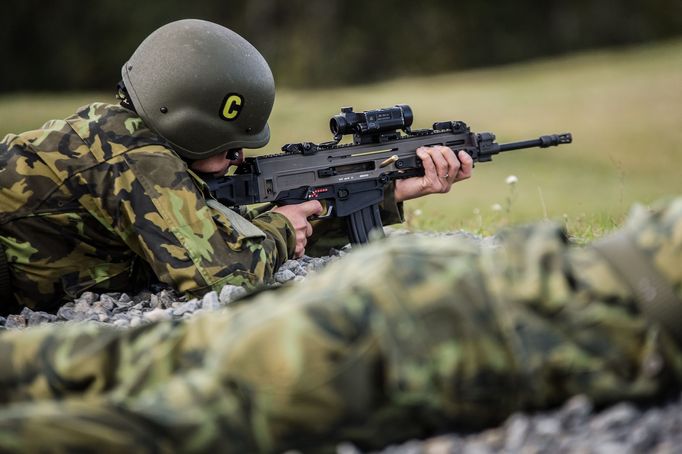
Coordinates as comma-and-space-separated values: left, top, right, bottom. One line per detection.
220, 93, 244, 121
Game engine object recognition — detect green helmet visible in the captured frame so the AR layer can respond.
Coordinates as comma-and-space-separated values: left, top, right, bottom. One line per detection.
121, 19, 275, 160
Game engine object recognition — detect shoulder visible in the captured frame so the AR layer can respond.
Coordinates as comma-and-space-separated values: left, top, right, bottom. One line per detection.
67, 103, 168, 152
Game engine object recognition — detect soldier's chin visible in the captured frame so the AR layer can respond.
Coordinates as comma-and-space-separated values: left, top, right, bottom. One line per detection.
212, 166, 231, 177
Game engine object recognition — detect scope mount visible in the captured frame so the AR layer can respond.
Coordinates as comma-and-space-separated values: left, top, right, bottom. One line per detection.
281, 117, 474, 155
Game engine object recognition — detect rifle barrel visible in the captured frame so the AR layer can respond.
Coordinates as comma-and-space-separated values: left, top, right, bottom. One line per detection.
499, 133, 572, 152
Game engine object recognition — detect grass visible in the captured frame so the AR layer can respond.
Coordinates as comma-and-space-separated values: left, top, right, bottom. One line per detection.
2, 39, 681, 240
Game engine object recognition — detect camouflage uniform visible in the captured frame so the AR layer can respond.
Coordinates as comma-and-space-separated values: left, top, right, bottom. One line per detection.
0, 103, 403, 314
0, 197, 680, 452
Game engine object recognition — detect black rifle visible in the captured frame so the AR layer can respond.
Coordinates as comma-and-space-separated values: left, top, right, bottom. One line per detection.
203, 105, 572, 244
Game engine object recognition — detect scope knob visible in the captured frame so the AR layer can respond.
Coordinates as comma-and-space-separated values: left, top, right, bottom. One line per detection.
341, 106, 353, 113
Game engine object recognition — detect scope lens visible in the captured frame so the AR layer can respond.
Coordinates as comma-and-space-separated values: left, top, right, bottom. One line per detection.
330, 116, 349, 136
397, 104, 413, 128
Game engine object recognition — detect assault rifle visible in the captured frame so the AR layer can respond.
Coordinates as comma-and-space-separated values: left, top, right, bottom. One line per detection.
203, 105, 572, 244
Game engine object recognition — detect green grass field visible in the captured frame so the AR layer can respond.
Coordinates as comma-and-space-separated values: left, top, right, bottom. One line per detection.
1, 39, 680, 239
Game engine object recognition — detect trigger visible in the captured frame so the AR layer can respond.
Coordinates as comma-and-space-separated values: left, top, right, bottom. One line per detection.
311, 200, 334, 220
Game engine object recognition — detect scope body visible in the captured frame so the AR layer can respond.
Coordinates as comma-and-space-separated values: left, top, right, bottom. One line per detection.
330, 105, 413, 143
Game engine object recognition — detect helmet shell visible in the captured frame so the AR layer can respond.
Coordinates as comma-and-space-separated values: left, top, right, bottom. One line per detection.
122, 19, 275, 160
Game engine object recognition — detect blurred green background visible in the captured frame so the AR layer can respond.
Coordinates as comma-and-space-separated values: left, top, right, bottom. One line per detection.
2, 1, 681, 237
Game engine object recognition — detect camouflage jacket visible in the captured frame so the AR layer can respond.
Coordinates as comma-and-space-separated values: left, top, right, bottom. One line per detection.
0, 103, 303, 313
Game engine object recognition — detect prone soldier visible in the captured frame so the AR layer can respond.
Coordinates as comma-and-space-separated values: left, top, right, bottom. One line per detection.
0, 19, 472, 314
0, 195, 680, 452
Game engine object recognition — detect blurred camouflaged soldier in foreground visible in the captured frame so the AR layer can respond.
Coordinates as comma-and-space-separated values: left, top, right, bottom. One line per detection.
0, 196, 680, 452
0, 19, 471, 314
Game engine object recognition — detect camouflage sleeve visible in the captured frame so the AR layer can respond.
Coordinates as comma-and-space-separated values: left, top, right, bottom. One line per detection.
1, 198, 680, 452
77, 145, 295, 296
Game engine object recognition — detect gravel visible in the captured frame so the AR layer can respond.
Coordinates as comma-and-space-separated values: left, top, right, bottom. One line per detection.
1, 229, 680, 453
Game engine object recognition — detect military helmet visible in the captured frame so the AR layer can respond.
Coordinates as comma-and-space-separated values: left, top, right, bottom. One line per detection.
121, 19, 275, 160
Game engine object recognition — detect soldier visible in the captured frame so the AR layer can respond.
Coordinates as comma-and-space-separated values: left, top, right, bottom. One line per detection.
0, 19, 473, 314
0, 196, 680, 452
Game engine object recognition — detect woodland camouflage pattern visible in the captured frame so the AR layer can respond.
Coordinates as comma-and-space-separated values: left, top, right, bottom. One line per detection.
0, 197, 680, 453
0, 103, 297, 314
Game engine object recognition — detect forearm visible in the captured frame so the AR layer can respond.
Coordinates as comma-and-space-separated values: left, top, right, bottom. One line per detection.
250, 211, 296, 263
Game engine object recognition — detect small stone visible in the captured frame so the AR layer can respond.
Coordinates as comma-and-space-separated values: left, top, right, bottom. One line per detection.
129, 316, 143, 327
113, 319, 129, 328
117, 293, 133, 307
202, 291, 221, 310
308, 257, 328, 271
98, 294, 117, 311
27, 311, 57, 326
77, 292, 98, 305
57, 304, 77, 321
504, 413, 530, 450
20, 306, 34, 318
219, 285, 247, 305
274, 269, 296, 283
336, 442, 363, 454
425, 435, 465, 453
478, 428, 504, 450
591, 441, 630, 454
157, 289, 176, 309
558, 394, 593, 430
0, 316, 6, 326
590, 403, 640, 433
127, 309, 143, 318
461, 440, 494, 454
93, 302, 112, 315
280, 260, 302, 273
173, 299, 199, 317
5, 314, 26, 329
628, 408, 662, 452
133, 291, 152, 305
628, 422, 659, 452
85, 313, 101, 322
112, 305, 131, 315
144, 308, 172, 322
534, 417, 561, 437
74, 300, 91, 313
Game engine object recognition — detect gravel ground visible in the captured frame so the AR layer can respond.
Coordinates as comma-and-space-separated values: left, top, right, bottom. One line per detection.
1, 229, 680, 453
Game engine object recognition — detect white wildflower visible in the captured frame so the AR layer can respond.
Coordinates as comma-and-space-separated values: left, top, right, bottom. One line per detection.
413, 209, 423, 216
506, 175, 518, 185
491, 203, 503, 212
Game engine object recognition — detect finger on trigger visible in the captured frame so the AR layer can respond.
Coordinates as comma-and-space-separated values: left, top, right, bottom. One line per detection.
303, 200, 324, 217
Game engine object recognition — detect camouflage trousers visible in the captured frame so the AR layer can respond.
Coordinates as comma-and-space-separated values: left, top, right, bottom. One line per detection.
1, 204, 681, 452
